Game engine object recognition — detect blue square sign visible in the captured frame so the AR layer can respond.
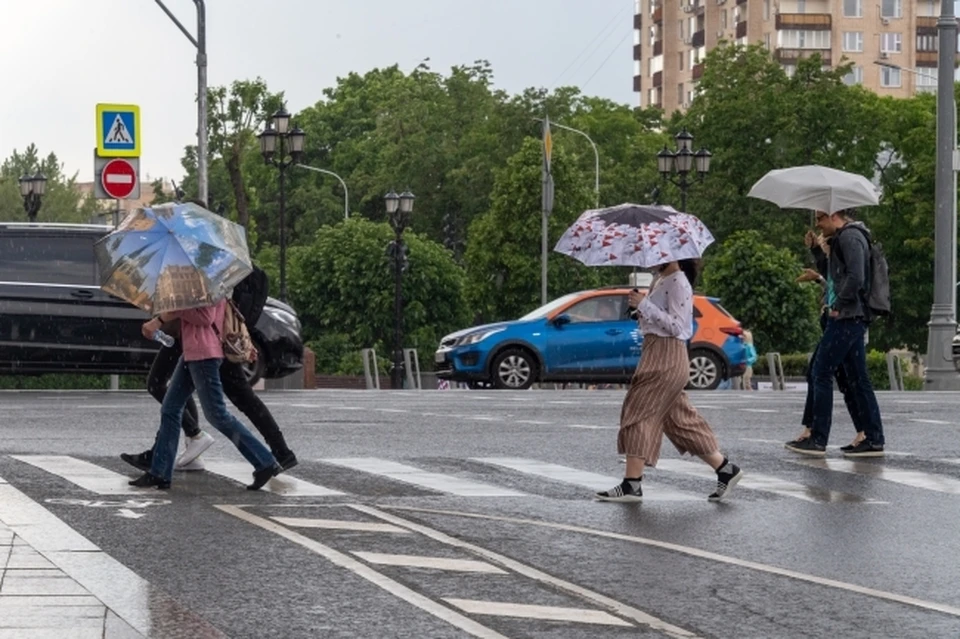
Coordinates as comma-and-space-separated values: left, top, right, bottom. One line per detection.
96, 104, 140, 157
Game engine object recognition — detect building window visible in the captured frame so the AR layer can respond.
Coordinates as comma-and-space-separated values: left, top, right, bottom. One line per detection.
779, 29, 831, 49
881, 0, 902, 18
679, 52, 685, 70
783, 65, 797, 78
842, 32, 863, 52
797, 0, 806, 12
678, 83, 685, 105
843, 0, 862, 17
880, 66, 901, 87
917, 34, 938, 52
721, 9, 727, 28
880, 33, 902, 53
916, 69, 938, 92
842, 67, 864, 85
763, 0, 770, 20
764, 33, 771, 50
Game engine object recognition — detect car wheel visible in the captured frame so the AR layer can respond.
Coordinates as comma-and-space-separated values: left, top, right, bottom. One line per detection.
242, 341, 267, 387
688, 349, 722, 390
491, 348, 538, 390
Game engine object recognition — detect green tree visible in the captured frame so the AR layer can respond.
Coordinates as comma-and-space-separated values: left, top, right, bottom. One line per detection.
701, 230, 820, 354
0, 145, 99, 223
288, 218, 468, 373
463, 138, 601, 322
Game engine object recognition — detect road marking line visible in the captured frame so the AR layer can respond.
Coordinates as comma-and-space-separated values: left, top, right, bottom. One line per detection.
323, 458, 525, 497
270, 517, 410, 534
352, 505, 695, 637
10, 456, 147, 496
938, 458, 960, 465
654, 459, 882, 503
466, 416, 497, 421
375, 408, 409, 413
566, 424, 617, 430
201, 461, 345, 497
515, 420, 553, 425
217, 506, 509, 639
352, 552, 506, 574
910, 419, 953, 425
792, 459, 960, 495
386, 505, 960, 619
444, 599, 632, 626
739, 408, 779, 413
473, 457, 700, 502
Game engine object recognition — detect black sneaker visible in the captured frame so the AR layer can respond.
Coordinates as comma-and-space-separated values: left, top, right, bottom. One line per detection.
595, 478, 642, 503
275, 451, 299, 472
709, 463, 743, 501
840, 435, 866, 453
247, 464, 281, 491
120, 450, 153, 472
842, 441, 884, 458
784, 438, 826, 456
784, 430, 812, 448
128, 472, 170, 490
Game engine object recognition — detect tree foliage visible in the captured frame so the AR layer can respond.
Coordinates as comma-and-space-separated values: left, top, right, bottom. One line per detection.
0, 145, 99, 223
702, 230, 820, 354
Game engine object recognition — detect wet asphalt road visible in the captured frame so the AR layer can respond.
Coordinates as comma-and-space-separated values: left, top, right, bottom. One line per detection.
1, 388, 959, 638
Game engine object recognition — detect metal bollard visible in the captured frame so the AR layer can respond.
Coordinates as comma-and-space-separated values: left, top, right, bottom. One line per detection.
403, 349, 422, 390
766, 352, 785, 391
886, 352, 904, 391
361, 348, 381, 390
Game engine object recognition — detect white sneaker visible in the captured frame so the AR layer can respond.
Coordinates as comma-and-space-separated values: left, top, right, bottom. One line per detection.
176, 456, 206, 471
177, 431, 214, 467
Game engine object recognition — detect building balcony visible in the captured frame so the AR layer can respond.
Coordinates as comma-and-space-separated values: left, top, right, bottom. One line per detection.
653, 71, 663, 88
634, 75, 642, 92
654, 40, 663, 56
736, 0, 747, 4
653, 6, 663, 23
692, 63, 705, 80
634, 13, 643, 29
775, 13, 831, 30
692, 29, 705, 48
775, 47, 832, 65
916, 50, 938, 67
736, 20, 747, 39
634, 43, 643, 60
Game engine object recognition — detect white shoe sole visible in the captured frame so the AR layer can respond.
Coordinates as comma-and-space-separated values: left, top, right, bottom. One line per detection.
709, 470, 743, 502
595, 494, 642, 503
175, 458, 206, 472
178, 433, 215, 467
784, 446, 826, 457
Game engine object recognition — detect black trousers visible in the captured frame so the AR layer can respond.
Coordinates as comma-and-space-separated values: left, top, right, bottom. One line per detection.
147, 345, 292, 457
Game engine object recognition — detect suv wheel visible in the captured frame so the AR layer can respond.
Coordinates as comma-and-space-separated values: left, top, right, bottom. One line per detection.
243, 341, 267, 387
491, 348, 537, 390
688, 349, 722, 390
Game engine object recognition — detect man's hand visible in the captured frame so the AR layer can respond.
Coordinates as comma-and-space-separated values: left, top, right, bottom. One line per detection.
803, 230, 816, 248
628, 289, 647, 308
141, 318, 162, 340
796, 268, 822, 283
817, 234, 830, 256
828, 310, 839, 319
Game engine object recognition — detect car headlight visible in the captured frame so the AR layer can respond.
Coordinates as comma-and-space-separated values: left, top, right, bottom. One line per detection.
454, 328, 505, 346
264, 306, 301, 333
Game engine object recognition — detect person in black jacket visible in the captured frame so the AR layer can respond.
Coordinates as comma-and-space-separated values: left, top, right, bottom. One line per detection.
121, 202, 297, 473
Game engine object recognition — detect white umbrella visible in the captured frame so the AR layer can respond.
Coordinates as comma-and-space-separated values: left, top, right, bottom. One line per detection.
748, 165, 879, 214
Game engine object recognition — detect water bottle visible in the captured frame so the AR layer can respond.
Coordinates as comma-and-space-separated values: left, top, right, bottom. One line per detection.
153, 330, 175, 348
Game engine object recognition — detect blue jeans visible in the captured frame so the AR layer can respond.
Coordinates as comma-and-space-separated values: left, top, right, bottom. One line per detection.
149, 357, 277, 482
810, 318, 884, 447
801, 312, 864, 431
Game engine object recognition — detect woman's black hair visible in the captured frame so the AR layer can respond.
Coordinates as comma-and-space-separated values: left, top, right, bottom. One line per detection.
678, 259, 700, 287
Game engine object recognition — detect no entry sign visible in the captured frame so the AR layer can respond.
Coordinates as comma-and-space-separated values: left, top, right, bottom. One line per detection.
100, 158, 138, 199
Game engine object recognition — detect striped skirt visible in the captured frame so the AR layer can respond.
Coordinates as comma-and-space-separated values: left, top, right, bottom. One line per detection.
618, 334, 719, 465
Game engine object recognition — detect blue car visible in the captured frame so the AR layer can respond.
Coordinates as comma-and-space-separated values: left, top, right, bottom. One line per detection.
434, 286, 747, 390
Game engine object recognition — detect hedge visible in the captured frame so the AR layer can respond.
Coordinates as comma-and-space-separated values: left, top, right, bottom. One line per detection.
752, 351, 923, 391
0, 374, 147, 390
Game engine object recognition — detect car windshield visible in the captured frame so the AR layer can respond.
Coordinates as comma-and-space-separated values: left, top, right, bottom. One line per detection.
518, 292, 583, 320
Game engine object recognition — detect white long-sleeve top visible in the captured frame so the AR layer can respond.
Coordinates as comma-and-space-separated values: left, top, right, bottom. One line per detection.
635, 270, 694, 341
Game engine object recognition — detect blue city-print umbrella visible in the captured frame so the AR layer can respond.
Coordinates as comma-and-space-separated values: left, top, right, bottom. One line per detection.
554, 203, 714, 267
94, 202, 253, 314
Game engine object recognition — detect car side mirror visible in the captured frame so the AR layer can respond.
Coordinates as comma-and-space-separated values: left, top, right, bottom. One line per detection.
552, 313, 571, 327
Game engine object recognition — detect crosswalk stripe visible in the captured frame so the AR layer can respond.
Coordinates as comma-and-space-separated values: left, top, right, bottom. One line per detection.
793, 459, 960, 495
443, 599, 632, 627
352, 552, 506, 574
654, 459, 881, 503
323, 458, 526, 497
201, 461, 344, 497
473, 457, 700, 501
10, 456, 147, 496
271, 517, 410, 534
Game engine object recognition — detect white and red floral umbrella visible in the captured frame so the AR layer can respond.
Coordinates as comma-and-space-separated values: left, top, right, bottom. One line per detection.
554, 203, 715, 267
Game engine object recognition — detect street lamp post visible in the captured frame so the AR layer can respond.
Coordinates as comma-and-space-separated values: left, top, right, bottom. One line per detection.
657, 128, 712, 212
533, 118, 600, 207
153, 0, 208, 204
18, 173, 47, 222
295, 164, 350, 219
258, 108, 306, 302
385, 190, 415, 390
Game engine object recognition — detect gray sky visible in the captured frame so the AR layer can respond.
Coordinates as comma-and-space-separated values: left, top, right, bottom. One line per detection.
0, 0, 636, 185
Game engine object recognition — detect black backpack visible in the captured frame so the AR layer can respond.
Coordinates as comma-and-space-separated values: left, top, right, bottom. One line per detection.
834, 225, 891, 320
231, 266, 269, 329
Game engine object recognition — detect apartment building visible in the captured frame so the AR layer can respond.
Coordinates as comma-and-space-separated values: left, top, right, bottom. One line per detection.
633, 0, 949, 113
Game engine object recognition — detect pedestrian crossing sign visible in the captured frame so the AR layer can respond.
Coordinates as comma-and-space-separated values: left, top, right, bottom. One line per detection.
96, 104, 140, 157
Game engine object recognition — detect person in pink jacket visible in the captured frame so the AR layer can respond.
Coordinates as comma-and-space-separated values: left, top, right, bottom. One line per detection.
129, 299, 281, 490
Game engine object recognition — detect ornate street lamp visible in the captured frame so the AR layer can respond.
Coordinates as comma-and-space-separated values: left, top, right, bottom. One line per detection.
19, 173, 47, 222
385, 189, 415, 389
657, 128, 711, 212
258, 107, 305, 302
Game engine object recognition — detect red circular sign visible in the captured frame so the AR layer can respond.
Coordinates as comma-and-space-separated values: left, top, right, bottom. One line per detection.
101, 159, 137, 199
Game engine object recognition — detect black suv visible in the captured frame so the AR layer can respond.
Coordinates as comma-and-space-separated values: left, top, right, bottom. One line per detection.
0, 223, 303, 385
